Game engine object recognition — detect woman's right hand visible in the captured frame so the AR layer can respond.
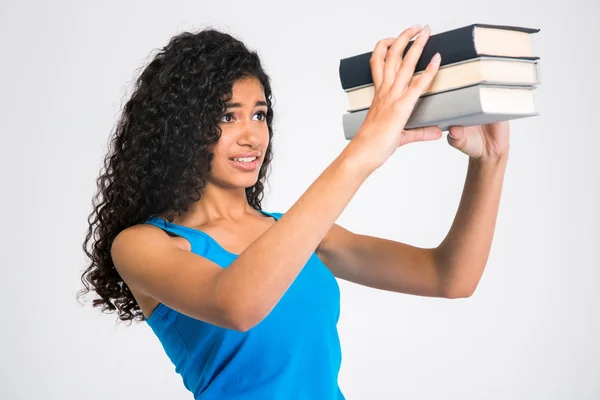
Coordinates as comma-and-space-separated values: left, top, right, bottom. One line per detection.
347, 24, 443, 172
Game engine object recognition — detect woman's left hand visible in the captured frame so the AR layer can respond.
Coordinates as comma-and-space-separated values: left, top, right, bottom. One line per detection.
446, 121, 510, 160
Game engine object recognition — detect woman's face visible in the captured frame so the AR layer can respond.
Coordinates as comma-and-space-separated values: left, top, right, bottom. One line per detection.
207, 76, 270, 189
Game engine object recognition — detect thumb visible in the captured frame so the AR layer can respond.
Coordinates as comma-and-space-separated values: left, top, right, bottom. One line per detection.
447, 126, 467, 148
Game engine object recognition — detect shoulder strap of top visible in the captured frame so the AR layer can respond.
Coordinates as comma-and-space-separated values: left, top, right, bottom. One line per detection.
260, 210, 284, 221
143, 211, 284, 254
143, 216, 204, 251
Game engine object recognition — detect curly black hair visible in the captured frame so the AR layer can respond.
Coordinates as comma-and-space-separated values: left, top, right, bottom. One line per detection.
76, 28, 276, 324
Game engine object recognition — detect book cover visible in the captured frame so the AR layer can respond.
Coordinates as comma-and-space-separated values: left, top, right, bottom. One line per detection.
339, 23, 540, 90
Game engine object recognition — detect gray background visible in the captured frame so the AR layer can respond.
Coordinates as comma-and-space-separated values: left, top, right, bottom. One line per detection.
1, 0, 598, 399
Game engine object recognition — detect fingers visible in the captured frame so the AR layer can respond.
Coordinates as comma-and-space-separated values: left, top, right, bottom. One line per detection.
381, 25, 422, 90
402, 125, 443, 144
369, 38, 396, 91
393, 25, 432, 94
404, 52, 441, 104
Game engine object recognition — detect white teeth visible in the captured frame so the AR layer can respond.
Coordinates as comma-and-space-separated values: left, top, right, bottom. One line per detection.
232, 157, 256, 162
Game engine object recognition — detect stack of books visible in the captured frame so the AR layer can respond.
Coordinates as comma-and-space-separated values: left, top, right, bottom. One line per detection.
339, 23, 541, 140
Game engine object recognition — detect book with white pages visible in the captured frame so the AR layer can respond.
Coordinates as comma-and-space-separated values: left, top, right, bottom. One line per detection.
345, 57, 541, 112
342, 84, 539, 140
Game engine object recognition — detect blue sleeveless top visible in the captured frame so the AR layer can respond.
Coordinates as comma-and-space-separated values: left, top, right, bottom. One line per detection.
143, 210, 345, 399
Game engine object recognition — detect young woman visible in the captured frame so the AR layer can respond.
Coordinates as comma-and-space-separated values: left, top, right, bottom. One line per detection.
78, 24, 509, 399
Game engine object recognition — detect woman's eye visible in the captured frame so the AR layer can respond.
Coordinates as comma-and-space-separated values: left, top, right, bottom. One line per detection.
220, 111, 267, 123
254, 111, 267, 121
220, 113, 233, 123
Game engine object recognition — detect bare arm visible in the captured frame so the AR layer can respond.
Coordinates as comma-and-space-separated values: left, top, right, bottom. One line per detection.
316, 225, 445, 298
434, 154, 509, 297
213, 145, 373, 329
112, 143, 374, 331
315, 154, 509, 300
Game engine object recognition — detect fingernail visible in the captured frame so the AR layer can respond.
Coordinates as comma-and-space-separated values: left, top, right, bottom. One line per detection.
431, 52, 441, 64
411, 24, 421, 30
421, 24, 430, 34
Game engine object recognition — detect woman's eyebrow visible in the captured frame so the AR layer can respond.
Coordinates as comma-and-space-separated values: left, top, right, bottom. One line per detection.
225, 100, 267, 109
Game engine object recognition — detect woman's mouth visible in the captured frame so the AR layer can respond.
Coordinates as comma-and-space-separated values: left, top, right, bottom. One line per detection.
229, 157, 259, 171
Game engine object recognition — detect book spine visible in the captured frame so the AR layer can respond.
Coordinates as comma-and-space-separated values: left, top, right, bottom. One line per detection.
346, 59, 541, 112
342, 85, 486, 139
342, 110, 369, 140
339, 25, 478, 90
404, 85, 485, 128
342, 85, 539, 139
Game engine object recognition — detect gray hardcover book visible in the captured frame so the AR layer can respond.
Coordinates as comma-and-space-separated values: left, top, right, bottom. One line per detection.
342, 84, 539, 140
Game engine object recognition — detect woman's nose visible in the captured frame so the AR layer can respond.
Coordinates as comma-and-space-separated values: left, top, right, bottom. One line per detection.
238, 124, 262, 147
241, 134, 260, 148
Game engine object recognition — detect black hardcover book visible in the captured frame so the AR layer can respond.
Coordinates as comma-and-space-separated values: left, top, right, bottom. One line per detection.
339, 23, 540, 90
